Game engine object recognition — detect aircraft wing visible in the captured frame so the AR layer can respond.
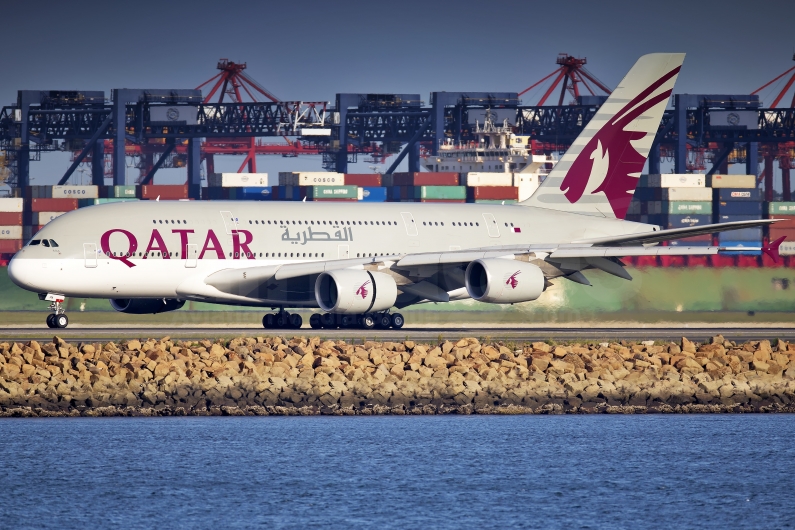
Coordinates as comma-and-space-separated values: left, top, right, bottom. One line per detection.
571, 219, 779, 246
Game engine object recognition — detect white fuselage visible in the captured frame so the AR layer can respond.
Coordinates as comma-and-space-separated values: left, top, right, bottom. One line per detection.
8, 200, 653, 308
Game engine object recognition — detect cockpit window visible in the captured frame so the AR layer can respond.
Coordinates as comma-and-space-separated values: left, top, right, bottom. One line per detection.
42, 240, 50, 247
29, 240, 41, 246
49, 240, 59, 247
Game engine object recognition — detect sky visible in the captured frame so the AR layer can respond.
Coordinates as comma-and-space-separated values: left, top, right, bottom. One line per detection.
3, 0, 794, 184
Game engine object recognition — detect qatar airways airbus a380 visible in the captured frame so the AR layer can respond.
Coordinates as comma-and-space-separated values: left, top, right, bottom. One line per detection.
8, 53, 783, 329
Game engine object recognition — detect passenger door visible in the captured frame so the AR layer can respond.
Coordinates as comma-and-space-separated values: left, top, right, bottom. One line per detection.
401, 212, 418, 236
84, 243, 97, 268
482, 213, 500, 238
220, 211, 237, 235
185, 243, 198, 268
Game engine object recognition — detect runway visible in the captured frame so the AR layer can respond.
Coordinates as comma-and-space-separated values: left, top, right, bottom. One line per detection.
2, 326, 795, 343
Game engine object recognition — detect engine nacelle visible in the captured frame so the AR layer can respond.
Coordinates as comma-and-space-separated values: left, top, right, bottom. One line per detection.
465, 259, 545, 304
109, 298, 186, 314
315, 270, 398, 314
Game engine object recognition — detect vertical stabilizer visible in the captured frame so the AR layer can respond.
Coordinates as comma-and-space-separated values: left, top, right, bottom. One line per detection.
520, 53, 685, 218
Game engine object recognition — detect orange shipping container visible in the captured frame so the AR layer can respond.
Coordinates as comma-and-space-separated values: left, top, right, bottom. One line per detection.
768, 215, 795, 230
468, 186, 519, 200
768, 227, 795, 241
139, 185, 189, 200
392, 172, 459, 186
0, 240, 23, 253
31, 198, 78, 212
0, 212, 23, 225
344, 174, 382, 187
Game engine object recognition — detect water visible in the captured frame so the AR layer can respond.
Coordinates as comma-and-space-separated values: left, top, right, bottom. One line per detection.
1, 415, 794, 529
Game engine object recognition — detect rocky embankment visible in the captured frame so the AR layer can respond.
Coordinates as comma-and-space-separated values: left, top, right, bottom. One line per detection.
1, 335, 795, 417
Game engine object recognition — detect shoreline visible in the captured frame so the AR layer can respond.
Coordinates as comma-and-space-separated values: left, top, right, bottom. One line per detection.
2, 335, 794, 417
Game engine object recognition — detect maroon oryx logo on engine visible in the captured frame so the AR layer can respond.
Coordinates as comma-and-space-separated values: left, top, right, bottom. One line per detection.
356, 280, 371, 299
506, 271, 521, 289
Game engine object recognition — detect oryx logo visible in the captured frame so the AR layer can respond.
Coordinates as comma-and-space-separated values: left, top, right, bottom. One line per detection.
356, 280, 371, 299
506, 271, 521, 289
559, 66, 681, 219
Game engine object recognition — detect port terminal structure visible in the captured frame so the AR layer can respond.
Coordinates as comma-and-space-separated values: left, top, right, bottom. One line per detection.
1, 58, 794, 201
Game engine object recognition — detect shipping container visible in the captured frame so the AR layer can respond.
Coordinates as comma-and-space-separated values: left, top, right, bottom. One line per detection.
714, 214, 761, 223
766, 214, 795, 230
719, 240, 762, 255
0, 226, 23, 239
205, 187, 229, 200
209, 173, 273, 187
389, 186, 412, 201
51, 185, 98, 198
0, 212, 22, 225
638, 174, 705, 188
276, 186, 301, 201
306, 185, 358, 200
472, 199, 518, 204
706, 174, 757, 188
0, 240, 22, 253
768, 227, 795, 241
278, 172, 344, 186
467, 186, 518, 200
713, 188, 763, 201
392, 172, 459, 187
26, 185, 52, 198
231, 187, 273, 201
33, 211, 66, 225
109, 185, 137, 198
139, 185, 189, 200
633, 187, 713, 201
0, 198, 23, 212
414, 186, 467, 200
311, 198, 358, 202
31, 198, 78, 212
416, 199, 466, 203
343, 174, 382, 187
464, 172, 513, 187
717, 227, 763, 241
779, 241, 795, 256
663, 214, 712, 228
768, 202, 795, 215
714, 201, 763, 216
359, 187, 388, 202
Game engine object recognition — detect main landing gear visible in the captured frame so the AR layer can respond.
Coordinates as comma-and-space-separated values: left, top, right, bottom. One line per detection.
262, 309, 303, 330
40, 293, 68, 329
308, 311, 404, 330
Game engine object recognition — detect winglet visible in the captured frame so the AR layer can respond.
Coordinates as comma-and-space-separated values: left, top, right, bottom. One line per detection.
763, 236, 787, 263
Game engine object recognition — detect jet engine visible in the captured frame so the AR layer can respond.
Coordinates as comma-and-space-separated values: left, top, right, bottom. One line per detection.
109, 298, 186, 314
315, 270, 398, 314
465, 259, 545, 304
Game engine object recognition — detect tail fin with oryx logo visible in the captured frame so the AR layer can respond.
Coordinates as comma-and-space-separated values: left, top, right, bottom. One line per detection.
520, 53, 685, 219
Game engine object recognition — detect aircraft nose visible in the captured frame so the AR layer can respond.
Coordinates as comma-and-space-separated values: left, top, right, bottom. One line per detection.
7, 254, 37, 291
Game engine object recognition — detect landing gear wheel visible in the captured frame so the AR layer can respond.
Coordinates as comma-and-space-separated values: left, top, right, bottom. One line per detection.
289, 313, 303, 329
361, 314, 376, 330
390, 313, 405, 329
309, 314, 322, 329
376, 314, 392, 329
321, 313, 336, 329
46, 314, 56, 328
275, 313, 289, 328
54, 314, 69, 329
262, 314, 275, 329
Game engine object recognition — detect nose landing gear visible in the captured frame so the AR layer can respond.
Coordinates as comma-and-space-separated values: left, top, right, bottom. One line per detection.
40, 293, 68, 329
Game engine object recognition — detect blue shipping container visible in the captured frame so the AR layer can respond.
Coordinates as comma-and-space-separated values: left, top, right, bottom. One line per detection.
717, 228, 763, 242
234, 187, 273, 201
360, 187, 387, 202
275, 186, 300, 201
714, 201, 763, 216
714, 214, 761, 223
713, 188, 763, 201
663, 214, 712, 228
719, 240, 762, 255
